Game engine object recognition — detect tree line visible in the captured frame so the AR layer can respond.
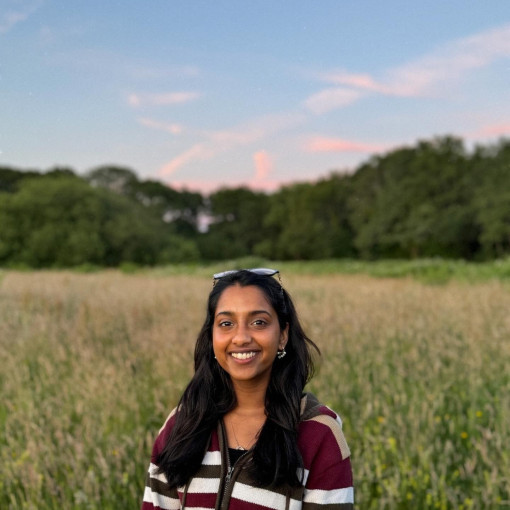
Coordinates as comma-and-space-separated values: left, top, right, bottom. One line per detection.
0, 135, 509, 268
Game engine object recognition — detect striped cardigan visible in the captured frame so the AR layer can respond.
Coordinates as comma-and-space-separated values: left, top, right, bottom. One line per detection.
142, 393, 354, 510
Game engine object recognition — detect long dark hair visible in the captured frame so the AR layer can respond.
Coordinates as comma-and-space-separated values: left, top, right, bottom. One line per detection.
157, 270, 320, 487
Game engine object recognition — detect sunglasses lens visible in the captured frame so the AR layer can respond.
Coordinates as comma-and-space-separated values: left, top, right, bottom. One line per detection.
213, 270, 237, 279
250, 268, 278, 276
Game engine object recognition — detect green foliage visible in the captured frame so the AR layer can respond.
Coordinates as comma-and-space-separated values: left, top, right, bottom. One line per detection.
86, 165, 139, 195
0, 166, 40, 193
257, 176, 355, 259
0, 176, 198, 267
199, 187, 270, 260
471, 140, 510, 257
348, 137, 479, 259
131, 179, 203, 237
87, 166, 204, 237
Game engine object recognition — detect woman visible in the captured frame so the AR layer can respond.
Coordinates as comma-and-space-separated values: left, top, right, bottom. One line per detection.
142, 268, 353, 510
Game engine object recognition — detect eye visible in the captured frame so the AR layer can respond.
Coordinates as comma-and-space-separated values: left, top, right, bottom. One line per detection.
252, 319, 268, 327
218, 320, 233, 328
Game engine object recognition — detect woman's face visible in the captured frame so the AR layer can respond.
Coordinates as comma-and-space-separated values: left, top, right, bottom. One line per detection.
212, 284, 288, 389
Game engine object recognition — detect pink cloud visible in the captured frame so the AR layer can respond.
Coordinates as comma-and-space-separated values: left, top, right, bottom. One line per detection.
303, 88, 362, 114
159, 144, 212, 177
320, 72, 393, 95
383, 23, 510, 97
468, 123, 510, 140
157, 112, 305, 177
253, 151, 273, 181
311, 23, 510, 104
127, 91, 201, 107
138, 117, 183, 135
305, 136, 386, 153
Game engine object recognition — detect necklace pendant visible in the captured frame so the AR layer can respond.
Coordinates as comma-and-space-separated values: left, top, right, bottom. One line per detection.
236, 446, 245, 451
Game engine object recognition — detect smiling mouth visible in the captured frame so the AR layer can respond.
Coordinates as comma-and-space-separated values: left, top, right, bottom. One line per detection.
231, 352, 257, 360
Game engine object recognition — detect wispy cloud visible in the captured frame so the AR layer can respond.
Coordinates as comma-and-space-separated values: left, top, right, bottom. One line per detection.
159, 144, 212, 177
383, 23, 510, 97
468, 123, 510, 140
138, 117, 183, 135
158, 112, 305, 177
319, 71, 394, 95
0, 0, 42, 34
306, 23, 510, 113
127, 91, 201, 107
303, 87, 362, 115
305, 136, 387, 154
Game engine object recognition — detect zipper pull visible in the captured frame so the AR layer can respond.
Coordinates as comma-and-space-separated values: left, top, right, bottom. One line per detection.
225, 466, 234, 483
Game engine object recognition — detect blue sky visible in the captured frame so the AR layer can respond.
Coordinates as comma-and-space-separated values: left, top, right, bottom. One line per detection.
1, 1, 509, 193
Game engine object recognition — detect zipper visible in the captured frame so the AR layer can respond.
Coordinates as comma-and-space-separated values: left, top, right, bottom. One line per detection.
223, 450, 248, 497
225, 465, 234, 484
219, 419, 251, 510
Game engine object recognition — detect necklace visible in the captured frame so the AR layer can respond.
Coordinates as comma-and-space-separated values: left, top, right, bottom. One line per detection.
230, 420, 246, 451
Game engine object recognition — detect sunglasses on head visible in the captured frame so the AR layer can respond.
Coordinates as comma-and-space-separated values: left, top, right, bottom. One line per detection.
213, 267, 279, 280
212, 268, 283, 290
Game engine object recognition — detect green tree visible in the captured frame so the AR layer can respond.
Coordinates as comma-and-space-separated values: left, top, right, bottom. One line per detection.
0, 177, 198, 267
472, 139, 510, 258
86, 165, 138, 195
257, 176, 354, 260
199, 187, 270, 260
87, 167, 203, 238
348, 136, 478, 259
131, 179, 203, 237
0, 166, 42, 193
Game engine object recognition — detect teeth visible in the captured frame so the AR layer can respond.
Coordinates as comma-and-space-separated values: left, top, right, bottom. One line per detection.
231, 352, 257, 360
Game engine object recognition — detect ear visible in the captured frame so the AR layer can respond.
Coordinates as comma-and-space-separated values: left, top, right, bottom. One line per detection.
279, 323, 289, 350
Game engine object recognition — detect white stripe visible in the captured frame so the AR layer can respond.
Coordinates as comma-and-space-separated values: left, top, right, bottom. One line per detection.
304, 487, 354, 505
143, 486, 181, 510
232, 482, 300, 510
289, 497, 304, 510
187, 477, 221, 493
148, 463, 169, 483
202, 450, 221, 465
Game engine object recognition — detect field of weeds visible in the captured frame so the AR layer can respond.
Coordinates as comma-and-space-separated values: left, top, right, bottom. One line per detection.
1, 269, 509, 509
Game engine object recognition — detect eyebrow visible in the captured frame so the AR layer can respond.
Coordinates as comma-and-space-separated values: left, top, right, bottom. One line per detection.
215, 310, 272, 318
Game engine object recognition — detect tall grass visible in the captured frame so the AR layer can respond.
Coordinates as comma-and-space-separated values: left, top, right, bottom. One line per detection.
1, 270, 508, 509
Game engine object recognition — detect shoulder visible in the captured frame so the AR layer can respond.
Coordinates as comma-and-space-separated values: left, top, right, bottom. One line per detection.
150, 407, 179, 462
158, 407, 179, 435
298, 393, 351, 461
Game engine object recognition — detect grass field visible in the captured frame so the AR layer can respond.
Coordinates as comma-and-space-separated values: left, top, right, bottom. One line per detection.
1, 265, 509, 509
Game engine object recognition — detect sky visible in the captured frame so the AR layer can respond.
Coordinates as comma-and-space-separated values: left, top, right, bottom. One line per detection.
1, 1, 510, 194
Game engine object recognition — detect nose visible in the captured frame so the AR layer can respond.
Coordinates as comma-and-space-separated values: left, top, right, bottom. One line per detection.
232, 324, 251, 345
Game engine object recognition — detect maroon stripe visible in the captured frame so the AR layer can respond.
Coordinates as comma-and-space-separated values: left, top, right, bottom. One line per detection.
298, 420, 352, 490
306, 457, 353, 491
184, 492, 217, 508
209, 428, 220, 450
229, 497, 280, 510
